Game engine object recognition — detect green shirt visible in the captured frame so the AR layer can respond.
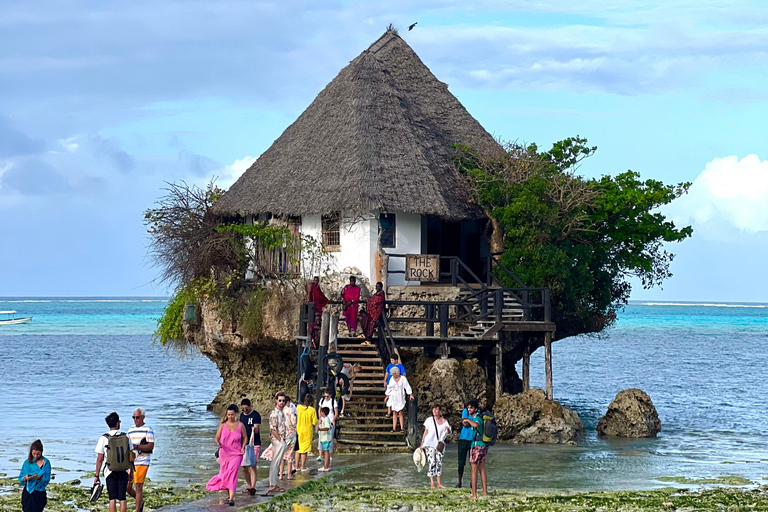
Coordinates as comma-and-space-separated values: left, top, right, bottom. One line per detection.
469, 413, 485, 448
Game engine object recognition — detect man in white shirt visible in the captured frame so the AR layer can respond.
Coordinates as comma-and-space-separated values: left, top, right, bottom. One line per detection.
127, 408, 154, 512
94, 412, 133, 512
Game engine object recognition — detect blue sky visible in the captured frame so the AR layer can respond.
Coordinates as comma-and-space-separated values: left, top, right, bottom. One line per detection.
1, 0, 766, 301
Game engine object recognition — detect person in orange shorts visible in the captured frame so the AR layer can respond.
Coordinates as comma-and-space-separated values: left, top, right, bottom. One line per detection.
127, 408, 154, 512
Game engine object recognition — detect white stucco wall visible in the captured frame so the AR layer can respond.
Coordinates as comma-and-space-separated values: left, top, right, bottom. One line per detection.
300, 214, 377, 282
382, 211, 422, 286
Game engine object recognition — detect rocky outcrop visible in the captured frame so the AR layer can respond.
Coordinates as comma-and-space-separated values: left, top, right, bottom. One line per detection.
494, 388, 584, 444
597, 388, 661, 438
410, 357, 488, 441
187, 295, 298, 415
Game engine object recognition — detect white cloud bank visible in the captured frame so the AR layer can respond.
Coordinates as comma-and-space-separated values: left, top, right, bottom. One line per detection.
217, 156, 256, 189
667, 154, 768, 235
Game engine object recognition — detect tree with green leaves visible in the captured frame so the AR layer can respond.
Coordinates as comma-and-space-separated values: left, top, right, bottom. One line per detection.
456, 136, 693, 339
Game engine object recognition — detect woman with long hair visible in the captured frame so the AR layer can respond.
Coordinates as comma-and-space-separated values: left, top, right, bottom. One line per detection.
294, 394, 317, 471
206, 404, 247, 506
18, 439, 51, 512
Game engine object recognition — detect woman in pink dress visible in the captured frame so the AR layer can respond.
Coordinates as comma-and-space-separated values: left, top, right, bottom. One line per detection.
207, 404, 247, 506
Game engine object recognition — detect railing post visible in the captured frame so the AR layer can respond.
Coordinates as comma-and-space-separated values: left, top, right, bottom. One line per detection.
481, 291, 488, 318
296, 340, 303, 406
495, 288, 504, 322
486, 255, 493, 286
543, 288, 551, 322
451, 258, 458, 287
407, 395, 419, 447
522, 290, 530, 321
439, 304, 449, 338
425, 304, 435, 337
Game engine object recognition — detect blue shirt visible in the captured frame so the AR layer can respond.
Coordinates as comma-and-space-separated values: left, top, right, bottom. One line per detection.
385, 363, 405, 385
18, 457, 51, 493
459, 409, 475, 441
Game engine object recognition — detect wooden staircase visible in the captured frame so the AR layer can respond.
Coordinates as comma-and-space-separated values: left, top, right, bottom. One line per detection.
334, 339, 409, 450
456, 287, 526, 338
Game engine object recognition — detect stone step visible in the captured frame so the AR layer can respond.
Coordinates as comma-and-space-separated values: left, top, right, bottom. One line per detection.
337, 350, 380, 356
336, 438, 408, 446
339, 428, 406, 436
336, 421, 398, 428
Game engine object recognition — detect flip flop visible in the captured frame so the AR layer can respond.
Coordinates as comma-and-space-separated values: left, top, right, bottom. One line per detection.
275, 487, 286, 493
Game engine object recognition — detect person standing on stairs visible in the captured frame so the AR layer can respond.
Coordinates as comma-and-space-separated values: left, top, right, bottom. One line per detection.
341, 276, 361, 335
385, 367, 413, 432
360, 281, 385, 346
384, 355, 406, 418
306, 276, 329, 347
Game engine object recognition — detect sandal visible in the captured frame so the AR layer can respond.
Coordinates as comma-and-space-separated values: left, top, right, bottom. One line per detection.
248, 488, 256, 496
275, 487, 286, 493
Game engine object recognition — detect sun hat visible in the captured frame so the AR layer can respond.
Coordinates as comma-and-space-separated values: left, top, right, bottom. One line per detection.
412, 447, 426, 472
89, 481, 103, 503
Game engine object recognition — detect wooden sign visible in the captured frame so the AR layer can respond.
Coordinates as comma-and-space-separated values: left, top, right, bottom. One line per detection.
405, 254, 439, 282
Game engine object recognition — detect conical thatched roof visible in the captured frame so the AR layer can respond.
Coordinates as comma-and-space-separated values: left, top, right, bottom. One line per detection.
214, 29, 501, 221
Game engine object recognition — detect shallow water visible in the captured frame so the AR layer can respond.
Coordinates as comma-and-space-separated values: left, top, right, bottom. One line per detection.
1, 298, 767, 490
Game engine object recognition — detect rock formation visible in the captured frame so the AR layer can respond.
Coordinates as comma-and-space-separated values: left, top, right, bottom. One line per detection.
597, 388, 661, 438
494, 388, 584, 444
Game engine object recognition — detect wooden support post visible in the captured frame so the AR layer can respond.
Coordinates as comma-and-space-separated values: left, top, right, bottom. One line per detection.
495, 341, 503, 401
440, 342, 449, 359
296, 340, 303, 405
544, 332, 553, 400
439, 304, 449, 338
522, 341, 530, 392
329, 313, 339, 353
316, 311, 330, 408
426, 304, 435, 337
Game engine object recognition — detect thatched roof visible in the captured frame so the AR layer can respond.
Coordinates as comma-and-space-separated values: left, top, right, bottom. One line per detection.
214, 29, 502, 221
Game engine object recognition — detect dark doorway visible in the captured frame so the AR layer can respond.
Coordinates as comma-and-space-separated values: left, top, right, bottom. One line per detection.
421, 216, 489, 284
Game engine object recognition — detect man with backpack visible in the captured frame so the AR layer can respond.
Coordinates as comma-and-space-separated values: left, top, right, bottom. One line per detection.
94, 412, 134, 512
462, 399, 496, 499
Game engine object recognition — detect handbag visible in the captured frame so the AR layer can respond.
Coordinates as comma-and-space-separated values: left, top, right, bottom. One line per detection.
242, 428, 256, 465
433, 417, 445, 453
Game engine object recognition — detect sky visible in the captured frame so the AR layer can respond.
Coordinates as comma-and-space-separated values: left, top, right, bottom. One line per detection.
0, 0, 766, 301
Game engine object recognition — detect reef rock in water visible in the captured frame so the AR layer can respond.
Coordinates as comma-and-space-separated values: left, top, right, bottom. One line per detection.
494, 388, 584, 444
597, 388, 661, 438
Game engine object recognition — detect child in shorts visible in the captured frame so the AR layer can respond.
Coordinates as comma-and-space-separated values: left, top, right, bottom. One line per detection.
317, 407, 332, 471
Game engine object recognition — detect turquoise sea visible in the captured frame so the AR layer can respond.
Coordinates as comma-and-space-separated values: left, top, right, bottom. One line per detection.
1, 298, 767, 490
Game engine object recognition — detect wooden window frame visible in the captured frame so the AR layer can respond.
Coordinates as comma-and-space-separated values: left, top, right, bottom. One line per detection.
322, 213, 341, 252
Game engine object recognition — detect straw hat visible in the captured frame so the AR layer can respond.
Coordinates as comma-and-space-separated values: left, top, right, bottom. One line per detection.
412, 447, 426, 472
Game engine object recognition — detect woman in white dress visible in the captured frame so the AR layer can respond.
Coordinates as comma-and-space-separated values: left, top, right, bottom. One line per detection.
385, 367, 413, 432
420, 404, 452, 488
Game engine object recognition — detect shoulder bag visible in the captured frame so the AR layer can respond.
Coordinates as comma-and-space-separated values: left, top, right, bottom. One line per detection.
433, 417, 446, 453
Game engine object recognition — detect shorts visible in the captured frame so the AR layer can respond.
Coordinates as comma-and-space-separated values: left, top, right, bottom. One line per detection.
130, 465, 149, 484
106, 471, 129, 501
320, 441, 332, 451
470, 445, 488, 465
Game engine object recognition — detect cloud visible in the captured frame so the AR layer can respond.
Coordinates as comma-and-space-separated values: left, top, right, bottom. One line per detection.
666, 154, 768, 236
89, 135, 135, 174
177, 150, 221, 177
217, 156, 256, 189
0, 116, 45, 158
0, 159, 72, 195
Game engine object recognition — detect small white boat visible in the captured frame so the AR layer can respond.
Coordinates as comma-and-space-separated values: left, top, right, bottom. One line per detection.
0, 310, 32, 325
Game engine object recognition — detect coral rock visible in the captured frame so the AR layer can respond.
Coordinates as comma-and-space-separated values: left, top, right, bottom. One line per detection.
597, 388, 661, 438
494, 388, 584, 444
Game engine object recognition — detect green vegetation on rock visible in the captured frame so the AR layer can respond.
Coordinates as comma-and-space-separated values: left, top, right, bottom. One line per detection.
0, 477, 207, 512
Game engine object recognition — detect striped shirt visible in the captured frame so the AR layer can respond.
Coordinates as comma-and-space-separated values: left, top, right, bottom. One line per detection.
128, 425, 154, 466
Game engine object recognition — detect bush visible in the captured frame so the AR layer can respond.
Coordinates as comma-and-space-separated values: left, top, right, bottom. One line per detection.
154, 277, 216, 346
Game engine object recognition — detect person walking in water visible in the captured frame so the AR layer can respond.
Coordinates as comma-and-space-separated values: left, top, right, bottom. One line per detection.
94, 412, 133, 512
340, 276, 361, 335
206, 404, 246, 506
265, 393, 287, 496
239, 399, 260, 495
18, 439, 51, 512
127, 408, 154, 512
456, 400, 476, 488
420, 404, 451, 489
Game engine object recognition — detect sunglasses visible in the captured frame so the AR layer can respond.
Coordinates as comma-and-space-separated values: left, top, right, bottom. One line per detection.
277, 399, 286, 403
132, 416, 142, 419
